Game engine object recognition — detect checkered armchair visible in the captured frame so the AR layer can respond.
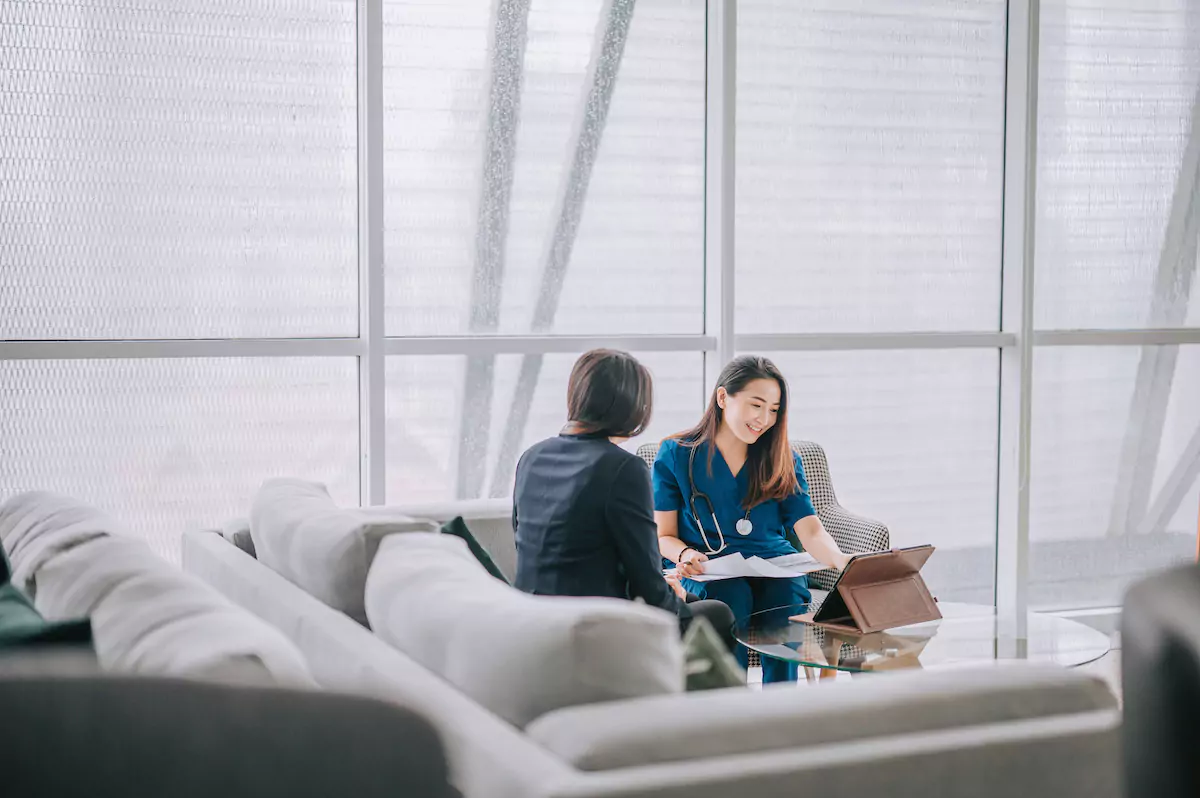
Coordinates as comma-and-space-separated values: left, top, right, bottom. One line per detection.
636, 439, 890, 592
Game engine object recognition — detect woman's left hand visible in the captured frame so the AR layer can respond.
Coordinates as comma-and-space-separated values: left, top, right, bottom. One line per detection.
664, 574, 687, 601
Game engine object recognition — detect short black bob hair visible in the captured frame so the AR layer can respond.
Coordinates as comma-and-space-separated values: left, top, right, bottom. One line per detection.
563, 349, 653, 439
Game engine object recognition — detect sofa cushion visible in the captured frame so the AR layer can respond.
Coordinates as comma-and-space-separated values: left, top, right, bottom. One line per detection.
0, 492, 312, 685
365, 533, 683, 728
250, 479, 437, 624
0, 491, 109, 592
525, 661, 1118, 771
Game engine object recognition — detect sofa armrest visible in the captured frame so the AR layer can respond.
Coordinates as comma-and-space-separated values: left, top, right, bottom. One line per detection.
0, 656, 457, 798
526, 663, 1115, 772
547, 709, 1120, 798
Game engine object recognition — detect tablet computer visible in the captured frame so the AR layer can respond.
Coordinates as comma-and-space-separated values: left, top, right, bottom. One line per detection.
810, 544, 939, 634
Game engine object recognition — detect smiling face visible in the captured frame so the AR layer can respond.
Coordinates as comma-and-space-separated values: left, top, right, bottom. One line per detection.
718, 377, 782, 446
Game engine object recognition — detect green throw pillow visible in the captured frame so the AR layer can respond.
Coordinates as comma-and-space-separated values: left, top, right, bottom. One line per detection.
0, 541, 93, 650
682, 616, 747, 691
439, 516, 510, 584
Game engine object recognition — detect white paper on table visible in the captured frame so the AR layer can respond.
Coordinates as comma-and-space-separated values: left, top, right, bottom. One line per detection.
664, 551, 826, 582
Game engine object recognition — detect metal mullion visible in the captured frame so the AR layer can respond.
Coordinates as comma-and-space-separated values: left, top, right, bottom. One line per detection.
358, 0, 385, 506
737, 332, 1016, 352
1034, 328, 1200, 347
0, 339, 365, 360
384, 335, 717, 357
996, 0, 1040, 644
704, 0, 736, 388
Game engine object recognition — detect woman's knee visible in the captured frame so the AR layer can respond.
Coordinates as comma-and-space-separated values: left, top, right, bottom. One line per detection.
693, 577, 753, 618
691, 599, 735, 632
751, 576, 811, 611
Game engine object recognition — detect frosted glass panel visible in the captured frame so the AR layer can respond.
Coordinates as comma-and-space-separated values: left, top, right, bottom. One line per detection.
736, 1, 1007, 333
754, 350, 1000, 603
1036, 1, 1200, 329
383, 0, 705, 336
1031, 346, 1200, 608
0, 2, 358, 339
386, 353, 702, 502
0, 359, 359, 561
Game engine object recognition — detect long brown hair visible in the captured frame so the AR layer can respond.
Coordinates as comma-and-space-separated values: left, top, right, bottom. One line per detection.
670, 355, 799, 509
562, 349, 653, 438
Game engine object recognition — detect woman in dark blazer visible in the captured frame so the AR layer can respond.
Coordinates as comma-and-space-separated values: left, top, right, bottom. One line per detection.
512, 349, 736, 651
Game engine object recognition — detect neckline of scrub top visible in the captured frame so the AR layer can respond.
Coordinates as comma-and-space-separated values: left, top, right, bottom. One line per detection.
714, 442, 749, 480
698, 439, 750, 484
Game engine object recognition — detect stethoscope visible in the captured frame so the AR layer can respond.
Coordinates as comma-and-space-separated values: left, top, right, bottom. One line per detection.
686, 442, 754, 556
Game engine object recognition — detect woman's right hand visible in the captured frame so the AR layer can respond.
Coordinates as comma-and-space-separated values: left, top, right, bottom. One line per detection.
677, 547, 708, 577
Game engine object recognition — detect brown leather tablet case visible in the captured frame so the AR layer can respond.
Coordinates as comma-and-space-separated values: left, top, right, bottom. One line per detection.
810, 545, 941, 634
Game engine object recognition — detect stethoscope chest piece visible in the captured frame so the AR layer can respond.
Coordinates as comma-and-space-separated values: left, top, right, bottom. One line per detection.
735, 517, 753, 536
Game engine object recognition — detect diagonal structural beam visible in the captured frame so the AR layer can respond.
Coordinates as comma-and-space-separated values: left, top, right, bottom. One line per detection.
1108, 77, 1200, 537
455, 0, 532, 500
488, 0, 638, 498
1136, 420, 1200, 537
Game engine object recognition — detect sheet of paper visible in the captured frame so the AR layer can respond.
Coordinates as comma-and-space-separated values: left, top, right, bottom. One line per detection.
664, 551, 827, 582
746, 556, 800, 578
766, 552, 820, 570
696, 552, 746, 576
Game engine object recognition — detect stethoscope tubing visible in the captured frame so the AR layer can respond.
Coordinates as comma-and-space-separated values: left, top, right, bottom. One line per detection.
685, 441, 750, 556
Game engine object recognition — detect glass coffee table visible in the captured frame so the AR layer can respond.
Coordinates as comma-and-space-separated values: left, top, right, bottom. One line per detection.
734, 601, 1112, 674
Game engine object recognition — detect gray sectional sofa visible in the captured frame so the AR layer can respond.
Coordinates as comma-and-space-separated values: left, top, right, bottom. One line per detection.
182, 493, 1123, 798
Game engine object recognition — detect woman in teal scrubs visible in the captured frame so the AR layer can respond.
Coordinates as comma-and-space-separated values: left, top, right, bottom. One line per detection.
652, 355, 851, 683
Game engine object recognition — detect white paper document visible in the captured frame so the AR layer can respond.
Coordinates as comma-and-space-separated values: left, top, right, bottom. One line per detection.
665, 551, 827, 582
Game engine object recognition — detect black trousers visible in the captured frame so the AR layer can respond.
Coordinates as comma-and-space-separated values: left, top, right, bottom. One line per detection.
679, 597, 737, 654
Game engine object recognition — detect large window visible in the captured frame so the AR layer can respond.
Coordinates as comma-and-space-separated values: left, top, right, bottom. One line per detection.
736, 0, 1008, 334
1031, 346, 1200, 607
1030, 0, 1200, 608
2, 0, 1198, 619
1, 1, 359, 340
1036, 0, 1200, 330
382, 0, 705, 337
0, 358, 358, 561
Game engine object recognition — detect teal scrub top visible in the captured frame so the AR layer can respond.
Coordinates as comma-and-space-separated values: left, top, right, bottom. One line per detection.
651, 438, 816, 560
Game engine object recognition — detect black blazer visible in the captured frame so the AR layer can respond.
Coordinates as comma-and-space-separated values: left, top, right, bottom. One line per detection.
512, 433, 687, 618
